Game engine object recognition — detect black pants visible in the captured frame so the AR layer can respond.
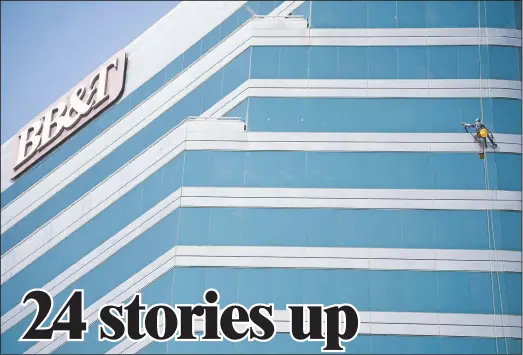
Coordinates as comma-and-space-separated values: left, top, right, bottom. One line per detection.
478, 132, 496, 147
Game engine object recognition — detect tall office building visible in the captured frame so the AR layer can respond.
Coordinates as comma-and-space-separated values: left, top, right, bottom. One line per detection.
1, 1, 522, 354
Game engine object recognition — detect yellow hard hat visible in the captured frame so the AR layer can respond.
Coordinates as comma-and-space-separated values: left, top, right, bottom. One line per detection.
479, 128, 488, 138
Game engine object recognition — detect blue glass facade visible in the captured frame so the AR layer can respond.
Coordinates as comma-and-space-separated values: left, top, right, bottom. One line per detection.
0, 1, 521, 354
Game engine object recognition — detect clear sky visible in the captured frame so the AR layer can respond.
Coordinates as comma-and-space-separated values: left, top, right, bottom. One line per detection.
1, 0, 178, 144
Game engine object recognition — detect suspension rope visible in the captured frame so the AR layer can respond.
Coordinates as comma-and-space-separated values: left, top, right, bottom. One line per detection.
477, 2, 498, 353
477, 1, 508, 352
483, 153, 509, 353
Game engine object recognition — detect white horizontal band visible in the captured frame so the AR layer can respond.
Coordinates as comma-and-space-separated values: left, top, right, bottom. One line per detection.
173, 245, 522, 263
308, 28, 522, 40
111, 318, 522, 355
205, 80, 522, 120
181, 195, 520, 212
254, 35, 522, 48
197, 132, 522, 145
106, 310, 521, 354
184, 139, 522, 154
162, 254, 520, 272
183, 186, 522, 201
251, 27, 522, 46
109, 301, 523, 354
245, 79, 522, 90
255, 35, 523, 47
27, 244, 522, 353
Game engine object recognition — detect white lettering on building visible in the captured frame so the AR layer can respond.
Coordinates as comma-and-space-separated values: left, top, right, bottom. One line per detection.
12, 50, 127, 179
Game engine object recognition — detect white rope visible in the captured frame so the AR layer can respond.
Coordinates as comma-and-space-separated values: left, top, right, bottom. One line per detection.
478, 1, 509, 352
484, 154, 510, 351
476, 2, 498, 354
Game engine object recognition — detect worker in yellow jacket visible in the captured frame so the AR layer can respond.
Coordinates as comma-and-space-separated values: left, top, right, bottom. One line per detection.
461, 118, 498, 149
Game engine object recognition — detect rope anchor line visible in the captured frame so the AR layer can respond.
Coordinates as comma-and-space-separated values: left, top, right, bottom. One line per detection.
476, 1, 508, 353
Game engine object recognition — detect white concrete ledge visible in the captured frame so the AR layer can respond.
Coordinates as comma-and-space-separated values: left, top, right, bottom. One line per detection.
111, 318, 521, 354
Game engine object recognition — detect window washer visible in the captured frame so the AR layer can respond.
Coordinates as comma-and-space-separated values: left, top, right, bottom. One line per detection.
461, 118, 498, 149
